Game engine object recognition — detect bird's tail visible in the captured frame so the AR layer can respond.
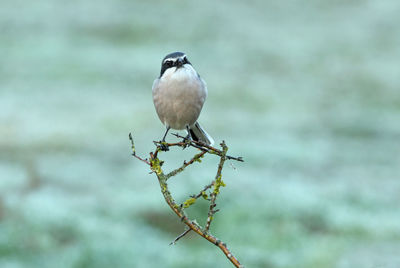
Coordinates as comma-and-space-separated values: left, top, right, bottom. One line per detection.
189, 122, 214, 145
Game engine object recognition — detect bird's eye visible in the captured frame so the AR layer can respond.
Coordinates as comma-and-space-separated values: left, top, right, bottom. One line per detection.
183, 56, 187, 63
165, 60, 173, 66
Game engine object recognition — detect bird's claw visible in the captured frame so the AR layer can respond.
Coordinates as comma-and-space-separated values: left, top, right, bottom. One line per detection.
159, 142, 169, 152
182, 136, 192, 150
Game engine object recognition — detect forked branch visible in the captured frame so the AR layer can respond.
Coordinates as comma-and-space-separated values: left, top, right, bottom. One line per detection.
129, 133, 244, 268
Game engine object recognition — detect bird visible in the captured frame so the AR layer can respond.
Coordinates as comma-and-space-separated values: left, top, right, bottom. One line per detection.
152, 52, 214, 145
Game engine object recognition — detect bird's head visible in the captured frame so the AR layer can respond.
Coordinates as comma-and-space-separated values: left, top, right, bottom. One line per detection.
160, 52, 191, 77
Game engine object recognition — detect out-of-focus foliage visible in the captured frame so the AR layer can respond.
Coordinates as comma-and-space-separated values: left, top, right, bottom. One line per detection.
1, 1, 400, 267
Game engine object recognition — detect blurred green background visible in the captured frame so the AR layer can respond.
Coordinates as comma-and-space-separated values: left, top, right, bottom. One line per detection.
1, 0, 400, 267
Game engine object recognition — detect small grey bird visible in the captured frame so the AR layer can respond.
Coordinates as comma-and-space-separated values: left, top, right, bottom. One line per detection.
152, 52, 214, 145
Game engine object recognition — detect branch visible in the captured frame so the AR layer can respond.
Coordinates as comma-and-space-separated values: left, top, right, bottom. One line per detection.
164, 133, 244, 162
130, 134, 244, 268
205, 141, 228, 231
129, 133, 150, 165
169, 228, 191, 245
166, 151, 206, 180
190, 181, 214, 200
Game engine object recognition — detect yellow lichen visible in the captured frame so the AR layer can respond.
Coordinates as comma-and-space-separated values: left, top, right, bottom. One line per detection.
213, 174, 226, 195
150, 157, 163, 175
183, 198, 196, 208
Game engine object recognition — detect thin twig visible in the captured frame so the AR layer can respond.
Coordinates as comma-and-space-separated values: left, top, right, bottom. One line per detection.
169, 228, 191, 245
166, 151, 206, 180
154, 136, 244, 162
129, 133, 150, 165
191, 181, 215, 200
170, 133, 244, 162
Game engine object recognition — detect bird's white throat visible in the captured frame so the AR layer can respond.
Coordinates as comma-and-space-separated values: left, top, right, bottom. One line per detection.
161, 64, 197, 82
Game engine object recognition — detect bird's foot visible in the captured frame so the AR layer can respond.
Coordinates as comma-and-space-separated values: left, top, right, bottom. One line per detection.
182, 135, 192, 149
159, 141, 169, 152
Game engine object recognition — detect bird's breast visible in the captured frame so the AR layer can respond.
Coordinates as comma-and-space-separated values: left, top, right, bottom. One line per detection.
158, 66, 206, 104
152, 65, 207, 129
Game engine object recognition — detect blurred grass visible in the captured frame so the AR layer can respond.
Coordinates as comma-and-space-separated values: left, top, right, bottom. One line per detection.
1, 0, 400, 267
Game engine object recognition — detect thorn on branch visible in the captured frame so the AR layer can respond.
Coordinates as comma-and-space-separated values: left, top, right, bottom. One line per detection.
170, 228, 191, 245
129, 132, 135, 154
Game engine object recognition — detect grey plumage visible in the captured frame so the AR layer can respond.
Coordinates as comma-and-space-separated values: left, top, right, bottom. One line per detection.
152, 52, 214, 145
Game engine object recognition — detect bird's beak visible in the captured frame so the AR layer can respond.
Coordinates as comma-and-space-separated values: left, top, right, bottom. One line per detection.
176, 58, 184, 68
